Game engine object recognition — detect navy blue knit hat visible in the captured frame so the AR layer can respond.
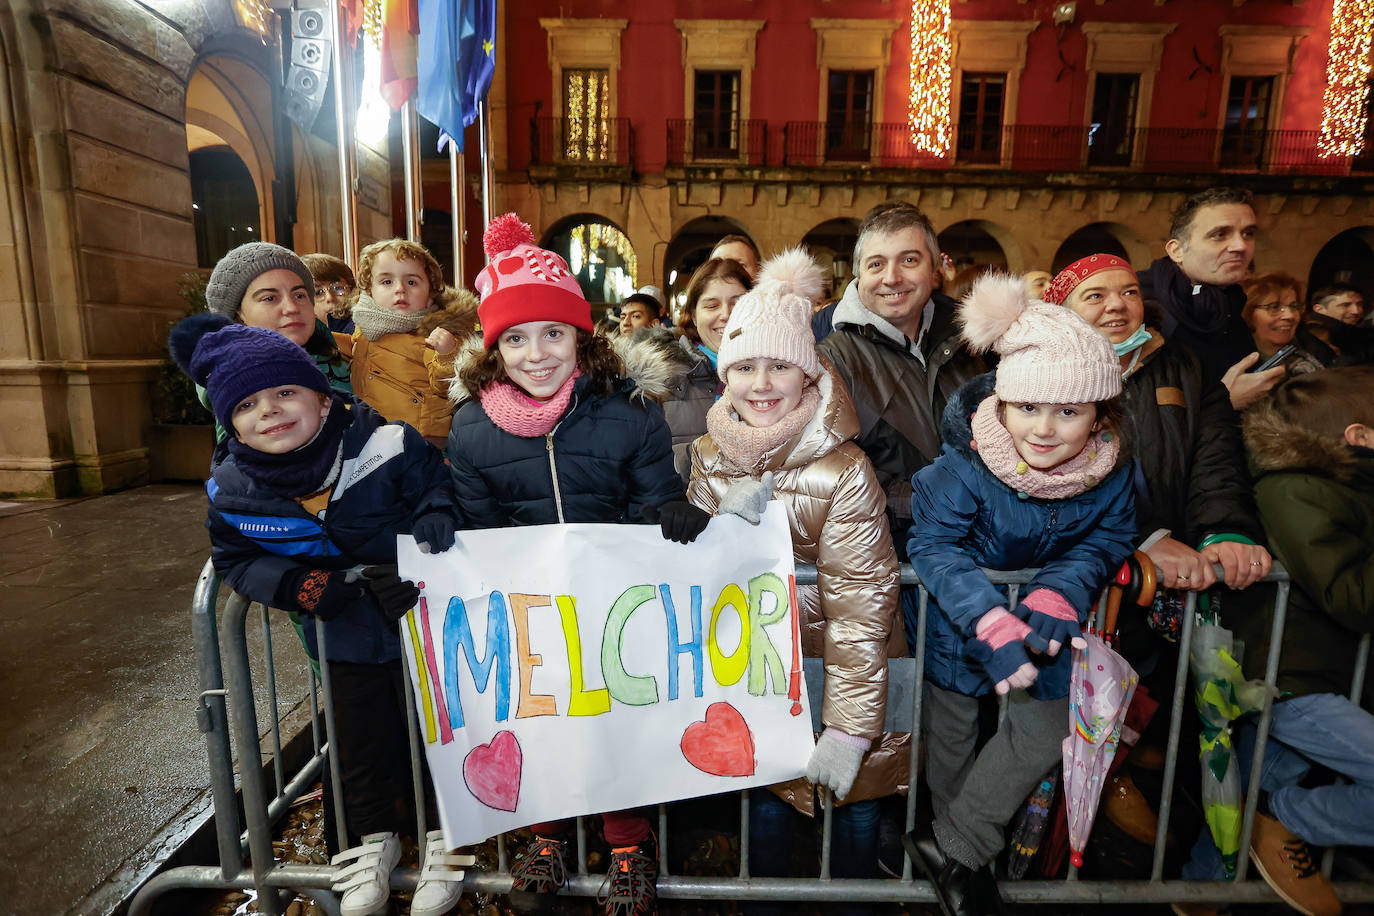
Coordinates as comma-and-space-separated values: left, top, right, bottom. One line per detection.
169, 313, 330, 431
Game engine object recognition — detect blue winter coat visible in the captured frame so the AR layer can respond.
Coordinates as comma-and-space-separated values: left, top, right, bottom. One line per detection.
905, 373, 1136, 700
206, 398, 459, 664
446, 374, 684, 527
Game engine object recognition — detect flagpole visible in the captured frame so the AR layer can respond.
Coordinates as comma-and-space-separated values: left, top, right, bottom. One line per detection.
330, 0, 358, 266
478, 97, 494, 227
450, 142, 465, 287
401, 99, 423, 243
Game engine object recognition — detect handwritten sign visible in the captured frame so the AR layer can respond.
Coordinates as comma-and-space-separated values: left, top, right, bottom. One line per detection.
397, 503, 816, 848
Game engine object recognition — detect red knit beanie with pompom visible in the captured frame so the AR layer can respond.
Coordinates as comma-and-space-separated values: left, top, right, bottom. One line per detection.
475, 213, 594, 347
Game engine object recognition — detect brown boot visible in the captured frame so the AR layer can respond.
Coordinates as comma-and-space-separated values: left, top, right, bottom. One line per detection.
1103, 774, 1171, 847
1248, 812, 1342, 916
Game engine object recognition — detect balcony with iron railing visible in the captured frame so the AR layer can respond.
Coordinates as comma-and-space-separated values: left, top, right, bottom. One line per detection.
666, 119, 768, 167
529, 116, 634, 170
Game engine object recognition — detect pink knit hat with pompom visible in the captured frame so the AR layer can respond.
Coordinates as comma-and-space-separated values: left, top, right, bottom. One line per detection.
716, 248, 822, 379
475, 213, 594, 347
961, 272, 1120, 404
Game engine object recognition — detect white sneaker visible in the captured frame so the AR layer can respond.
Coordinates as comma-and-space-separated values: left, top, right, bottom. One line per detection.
331, 831, 401, 916
410, 830, 475, 916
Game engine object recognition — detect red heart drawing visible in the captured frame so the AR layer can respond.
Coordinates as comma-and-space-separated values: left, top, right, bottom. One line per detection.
463, 730, 522, 811
680, 702, 756, 777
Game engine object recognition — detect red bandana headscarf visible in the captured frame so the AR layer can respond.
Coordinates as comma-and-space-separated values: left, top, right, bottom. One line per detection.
1042, 254, 1136, 306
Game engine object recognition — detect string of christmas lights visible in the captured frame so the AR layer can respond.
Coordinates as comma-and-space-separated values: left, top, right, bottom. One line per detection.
233, 0, 272, 40
1318, 0, 1374, 158
908, 0, 953, 156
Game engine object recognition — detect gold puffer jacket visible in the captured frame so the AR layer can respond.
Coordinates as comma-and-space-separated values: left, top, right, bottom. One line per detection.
687, 358, 906, 815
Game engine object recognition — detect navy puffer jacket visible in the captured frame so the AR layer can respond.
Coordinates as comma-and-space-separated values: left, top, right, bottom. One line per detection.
905, 373, 1136, 699
447, 374, 684, 527
206, 398, 458, 664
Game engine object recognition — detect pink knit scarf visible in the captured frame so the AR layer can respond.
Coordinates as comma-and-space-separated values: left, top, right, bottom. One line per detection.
479, 369, 581, 438
706, 384, 822, 472
968, 394, 1120, 500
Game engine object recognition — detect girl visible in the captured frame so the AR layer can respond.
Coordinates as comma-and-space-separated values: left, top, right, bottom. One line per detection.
446, 213, 710, 916
686, 249, 902, 914
661, 256, 753, 477
338, 239, 478, 448
302, 251, 358, 334
904, 274, 1136, 916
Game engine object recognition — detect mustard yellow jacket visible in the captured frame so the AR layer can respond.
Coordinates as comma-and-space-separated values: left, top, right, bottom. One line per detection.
688, 360, 906, 813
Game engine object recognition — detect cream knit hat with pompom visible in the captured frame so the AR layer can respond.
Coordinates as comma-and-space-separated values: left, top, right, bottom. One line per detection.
716, 248, 822, 380
960, 272, 1121, 404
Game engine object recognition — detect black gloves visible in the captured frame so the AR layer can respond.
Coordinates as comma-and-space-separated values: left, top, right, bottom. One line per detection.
641, 501, 711, 544
361, 565, 421, 622
412, 511, 456, 554
275, 568, 364, 620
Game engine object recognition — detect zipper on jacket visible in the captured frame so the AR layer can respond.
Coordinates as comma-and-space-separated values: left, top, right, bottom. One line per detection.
544, 393, 576, 524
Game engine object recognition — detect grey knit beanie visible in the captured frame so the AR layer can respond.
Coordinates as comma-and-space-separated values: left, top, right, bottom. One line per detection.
205, 242, 316, 319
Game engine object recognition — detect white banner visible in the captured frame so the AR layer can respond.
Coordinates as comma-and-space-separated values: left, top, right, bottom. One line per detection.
397, 503, 815, 848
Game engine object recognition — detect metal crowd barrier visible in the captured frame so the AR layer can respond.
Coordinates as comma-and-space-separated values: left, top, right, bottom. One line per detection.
129, 558, 1374, 914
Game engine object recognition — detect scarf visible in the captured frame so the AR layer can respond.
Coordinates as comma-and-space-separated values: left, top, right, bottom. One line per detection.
350, 300, 428, 341
227, 393, 353, 497
706, 384, 823, 472
479, 369, 581, 437
968, 394, 1120, 500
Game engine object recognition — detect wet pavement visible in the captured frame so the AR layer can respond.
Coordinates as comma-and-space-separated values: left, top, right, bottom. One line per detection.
0, 485, 313, 916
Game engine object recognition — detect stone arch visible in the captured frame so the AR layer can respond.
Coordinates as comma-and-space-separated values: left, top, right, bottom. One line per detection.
663, 215, 754, 309
540, 212, 638, 308
801, 218, 861, 300
1051, 221, 1151, 273
1307, 226, 1374, 301
936, 219, 1021, 272
186, 55, 276, 245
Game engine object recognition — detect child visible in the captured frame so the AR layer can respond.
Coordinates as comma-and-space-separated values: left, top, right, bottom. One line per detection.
338, 239, 479, 448
446, 213, 709, 916
903, 274, 1136, 916
686, 249, 902, 914
302, 252, 358, 334
1230, 366, 1374, 916
170, 313, 465, 916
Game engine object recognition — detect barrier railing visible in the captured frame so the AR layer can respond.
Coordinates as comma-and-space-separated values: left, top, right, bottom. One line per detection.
130, 558, 1374, 914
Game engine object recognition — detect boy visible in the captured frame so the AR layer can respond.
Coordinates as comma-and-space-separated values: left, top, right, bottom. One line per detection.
170, 313, 465, 916
1235, 366, 1374, 916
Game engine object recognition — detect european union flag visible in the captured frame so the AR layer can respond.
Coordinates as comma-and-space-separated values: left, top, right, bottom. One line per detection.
416, 0, 496, 152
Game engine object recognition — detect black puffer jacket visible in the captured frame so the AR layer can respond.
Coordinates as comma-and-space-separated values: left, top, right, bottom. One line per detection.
1137, 257, 1252, 387
1121, 330, 1263, 546
446, 373, 684, 527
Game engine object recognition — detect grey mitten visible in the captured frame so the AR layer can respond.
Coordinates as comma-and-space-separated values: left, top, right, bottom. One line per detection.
805, 727, 869, 800
717, 470, 775, 525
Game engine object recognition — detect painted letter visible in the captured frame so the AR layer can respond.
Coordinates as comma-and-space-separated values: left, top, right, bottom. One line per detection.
747, 572, 789, 696
662, 584, 704, 700
708, 583, 750, 687
442, 591, 512, 728
510, 594, 558, 719
556, 595, 611, 716
601, 584, 660, 705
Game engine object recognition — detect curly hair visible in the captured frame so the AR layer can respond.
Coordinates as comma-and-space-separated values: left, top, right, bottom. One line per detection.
457, 327, 624, 399
356, 239, 446, 307
677, 257, 754, 344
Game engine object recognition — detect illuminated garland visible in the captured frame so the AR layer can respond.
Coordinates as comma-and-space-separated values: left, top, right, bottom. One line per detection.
1318, 0, 1374, 158
233, 0, 272, 40
362, 0, 384, 50
571, 223, 637, 285
908, 0, 953, 155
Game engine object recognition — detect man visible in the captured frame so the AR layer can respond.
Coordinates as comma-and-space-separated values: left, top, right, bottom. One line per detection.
709, 234, 760, 279
1137, 187, 1284, 410
818, 202, 984, 548
618, 286, 666, 334
1299, 284, 1374, 366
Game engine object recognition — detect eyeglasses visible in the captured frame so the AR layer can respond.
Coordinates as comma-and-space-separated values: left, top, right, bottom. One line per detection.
317, 283, 352, 298
1254, 301, 1299, 315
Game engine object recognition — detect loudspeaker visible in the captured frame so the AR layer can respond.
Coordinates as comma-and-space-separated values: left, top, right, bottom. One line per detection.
284, 2, 331, 130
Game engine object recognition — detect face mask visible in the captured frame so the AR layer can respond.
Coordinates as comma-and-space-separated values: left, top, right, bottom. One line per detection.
1112, 325, 1151, 356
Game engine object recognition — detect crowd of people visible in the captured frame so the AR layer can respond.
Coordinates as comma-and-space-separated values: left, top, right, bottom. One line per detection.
166, 186, 1373, 916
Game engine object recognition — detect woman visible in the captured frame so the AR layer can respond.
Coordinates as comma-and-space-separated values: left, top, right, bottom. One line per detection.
660, 257, 753, 478
1240, 273, 1323, 377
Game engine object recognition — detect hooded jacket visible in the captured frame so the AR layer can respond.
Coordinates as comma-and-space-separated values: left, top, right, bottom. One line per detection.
655, 331, 721, 481
445, 333, 685, 527
1137, 256, 1252, 387
205, 398, 458, 664
1238, 407, 1374, 699
907, 373, 1136, 700
335, 289, 479, 440
817, 283, 985, 550
688, 359, 905, 813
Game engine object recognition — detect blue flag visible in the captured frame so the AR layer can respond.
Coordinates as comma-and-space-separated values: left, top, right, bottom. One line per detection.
416, 0, 496, 152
